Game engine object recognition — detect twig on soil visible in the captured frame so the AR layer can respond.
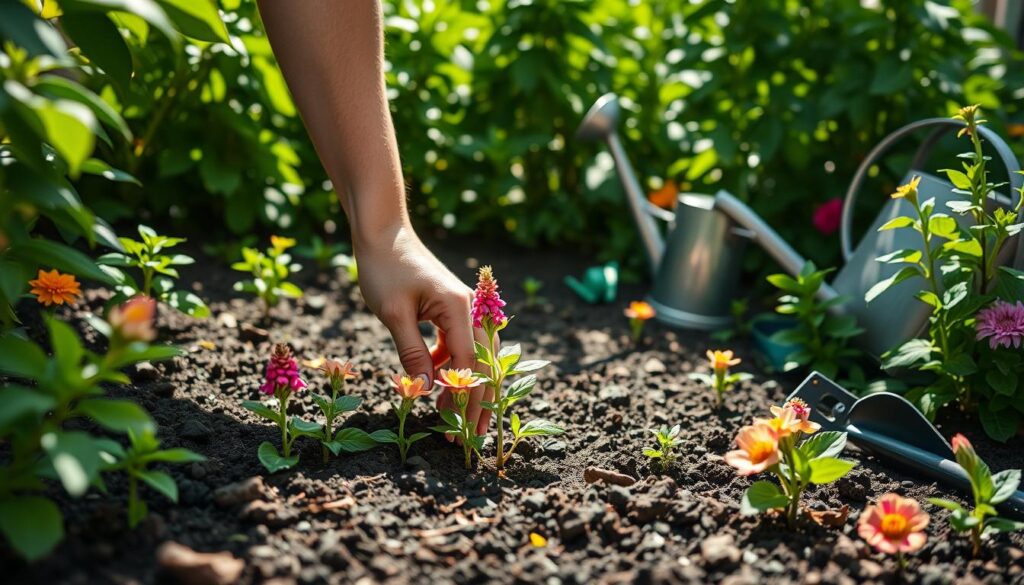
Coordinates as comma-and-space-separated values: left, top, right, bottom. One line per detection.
583, 466, 637, 487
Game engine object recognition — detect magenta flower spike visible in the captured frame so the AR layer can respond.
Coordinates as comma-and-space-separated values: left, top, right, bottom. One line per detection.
472, 265, 507, 331
261, 344, 307, 395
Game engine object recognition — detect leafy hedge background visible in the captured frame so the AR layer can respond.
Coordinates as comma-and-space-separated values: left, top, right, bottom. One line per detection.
69, 0, 1024, 273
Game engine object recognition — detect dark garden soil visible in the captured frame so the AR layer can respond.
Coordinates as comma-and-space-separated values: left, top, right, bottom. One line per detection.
3, 233, 1023, 585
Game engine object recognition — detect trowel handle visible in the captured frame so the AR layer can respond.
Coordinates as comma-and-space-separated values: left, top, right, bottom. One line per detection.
851, 427, 1024, 520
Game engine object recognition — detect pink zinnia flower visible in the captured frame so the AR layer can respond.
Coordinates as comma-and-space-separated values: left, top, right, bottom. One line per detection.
261, 344, 307, 395
812, 198, 843, 236
858, 493, 929, 555
975, 300, 1024, 350
471, 265, 507, 329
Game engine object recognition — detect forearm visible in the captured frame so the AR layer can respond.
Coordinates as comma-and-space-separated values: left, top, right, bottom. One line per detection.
256, 0, 406, 245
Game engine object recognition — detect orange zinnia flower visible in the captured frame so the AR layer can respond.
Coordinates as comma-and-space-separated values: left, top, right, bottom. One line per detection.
29, 269, 81, 306
434, 368, 483, 394
624, 301, 656, 321
392, 374, 431, 400
109, 296, 157, 342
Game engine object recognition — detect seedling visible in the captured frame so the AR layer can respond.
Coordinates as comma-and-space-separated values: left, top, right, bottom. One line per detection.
294, 235, 349, 270
232, 236, 303, 316
643, 424, 683, 469
431, 368, 485, 469
98, 225, 209, 318
623, 300, 655, 342
858, 493, 929, 568
726, 399, 856, 527
927, 434, 1024, 556
311, 360, 376, 463
375, 375, 432, 464
689, 349, 751, 407
521, 276, 545, 308
242, 344, 311, 472
472, 266, 563, 470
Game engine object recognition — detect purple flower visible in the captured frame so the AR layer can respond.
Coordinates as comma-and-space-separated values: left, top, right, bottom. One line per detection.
471, 265, 507, 329
260, 344, 307, 394
976, 300, 1024, 350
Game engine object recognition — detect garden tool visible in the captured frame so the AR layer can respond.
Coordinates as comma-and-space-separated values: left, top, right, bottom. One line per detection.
564, 261, 618, 304
788, 372, 1024, 520
577, 93, 1024, 356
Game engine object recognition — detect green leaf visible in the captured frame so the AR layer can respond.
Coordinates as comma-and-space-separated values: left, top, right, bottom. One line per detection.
807, 457, 855, 484
643, 448, 663, 459
156, 0, 229, 43
497, 343, 522, 372
473, 341, 493, 366
289, 417, 323, 439
0, 385, 56, 434
877, 216, 915, 231
799, 431, 847, 460
137, 470, 177, 502
241, 400, 281, 424
370, 429, 399, 444
985, 369, 1018, 397
515, 419, 564, 438
942, 169, 972, 190
509, 360, 550, 374
41, 430, 107, 497
865, 266, 920, 303
881, 339, 934, 370
927, 498, 965, 512
0, 333, 48, 380
37, 100, 97, 177
140, 448, 205, 464
740, 481, 789, 515
950, 509, 981, 531
328, 428, 377, 453
9, 238, 116, 284
61, 0, 178, 41
333, 395, 361, 413
35, 49, 130, 139
928, 215, 959, 240
165, 290, 210, 319
0, 496, 64, 561
979, 405, 1019, 443
0, 1, 65, 57
510, 412, 521, 436
77, 398, 155, 434
407, 431, 430, 444
990, 470, 1021, 505
276, 281, 303, 298
505, 375, 538, 401
984, 517, 1024, 533
257, 441, 298, 473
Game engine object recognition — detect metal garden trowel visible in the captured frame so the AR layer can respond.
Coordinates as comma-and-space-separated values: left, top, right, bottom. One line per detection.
788, 372, 1024, 519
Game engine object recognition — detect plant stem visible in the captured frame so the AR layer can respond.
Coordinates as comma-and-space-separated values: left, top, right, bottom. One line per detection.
279, 389, 290, 457
459, 400, 473, 469
397, 405, 408, 464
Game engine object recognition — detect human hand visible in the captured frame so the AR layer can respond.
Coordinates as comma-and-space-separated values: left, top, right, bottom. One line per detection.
355, 223, 493, 435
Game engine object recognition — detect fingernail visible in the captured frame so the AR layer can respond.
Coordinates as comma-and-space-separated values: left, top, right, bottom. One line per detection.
417, 373, 431, 387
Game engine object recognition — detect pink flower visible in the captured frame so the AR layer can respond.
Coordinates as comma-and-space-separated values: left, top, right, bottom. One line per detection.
812, 198, 843, 236
951, 433, 972, 454
768, 398, 821, 435
724, 423, 780, 476
975, 300, 1024, 350
858, 493, 929, 555
472, 265, 507, 330
260, 344, 307, 395
392, 374, 431, 400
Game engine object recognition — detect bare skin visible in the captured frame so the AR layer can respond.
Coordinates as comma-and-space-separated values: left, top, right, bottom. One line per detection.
257, 0, 492, 434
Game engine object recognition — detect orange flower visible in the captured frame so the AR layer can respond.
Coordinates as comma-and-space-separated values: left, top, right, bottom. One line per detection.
757, 405, 801, 439
624, 301, 656, 321
434, 368, 483, 394
648, 180, 678, 210
707, 349, 740, 374
392, 374, 431, 400
724, 423, 780, 476
29, 269, 81, 306
857, 493, 929, 555
767, 398, 820, 435
1008, 123, 1024, 139
109, 296, 157, 342
320, 359, 356, 382
951, 433, 972, 454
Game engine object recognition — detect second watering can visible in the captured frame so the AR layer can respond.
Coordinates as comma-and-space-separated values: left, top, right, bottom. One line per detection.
577, 93, 1024, 357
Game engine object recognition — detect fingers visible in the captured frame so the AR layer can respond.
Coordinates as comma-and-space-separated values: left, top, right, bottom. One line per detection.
429, 329, 451, 370
471, 383, 494, 436
432, 291, 476, 370
380, 305, 434, 383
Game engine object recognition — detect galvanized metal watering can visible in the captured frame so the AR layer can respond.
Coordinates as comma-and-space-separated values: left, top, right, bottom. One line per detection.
577, 93, 1024, 357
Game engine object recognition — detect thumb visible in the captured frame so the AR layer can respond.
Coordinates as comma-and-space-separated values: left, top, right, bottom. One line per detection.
382, 310, 434, 384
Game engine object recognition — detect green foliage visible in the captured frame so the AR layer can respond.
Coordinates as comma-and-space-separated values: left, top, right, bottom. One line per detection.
642, 424, 683, 469
869, 110, 1024, 440
688, 352, 752, 408
231, 236, 303, 315
521, 277, 545, 308
768, 262, 865, 383
927, 436, 1024, 556
294, 235, 349, 271
0, 315, 187, 559
98, 224, 209, 318
310, 372, 375, 463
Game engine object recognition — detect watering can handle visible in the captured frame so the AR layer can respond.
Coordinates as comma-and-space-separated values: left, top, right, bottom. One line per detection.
839, 118, 1023, 262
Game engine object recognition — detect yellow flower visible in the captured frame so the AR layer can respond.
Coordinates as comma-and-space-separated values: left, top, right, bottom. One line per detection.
392, 374, 431, 400
434, 368, 483, 393
29, 269, 82, 306
624, 301, 656, 321
707, 349, 741, 374
270, 235, 296, 251
890, 176, 921, 205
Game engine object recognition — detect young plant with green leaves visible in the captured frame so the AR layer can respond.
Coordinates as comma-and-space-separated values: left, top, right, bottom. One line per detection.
521, 276, 545, 308
927, 434, 1023, 556
471, 266, 563, 470
431, 367, 486, 469
376, 375, 433, 464
232, 236, 303, 316
98, 225, 209, 319
727, 399, 855, 527
294, 235, 349, 270
643, 424, 683, 470
242, 344, 312, 473
311, 359, 377, 463
865, 106, 1024, 440
767, 261, 864, 381
0, 298, 186, 560
689, 349, 752, 407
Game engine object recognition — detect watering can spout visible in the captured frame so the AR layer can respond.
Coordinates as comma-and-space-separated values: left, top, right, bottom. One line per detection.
577, 93, 665, 275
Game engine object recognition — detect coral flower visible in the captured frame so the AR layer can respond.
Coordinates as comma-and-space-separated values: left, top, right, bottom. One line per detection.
724, 423, 780, 476
29, 269, 81, 306
812, 198, 843, 236
624, 301, 656, 321
707, 350, 741, 375
320, 359, 356, 382
434, 367, 483, 394
951, 433, 972, 454
769, 398, 821, 435
648, 180, 678, 210
109, 296, 157, 342
975, 300, 1024, 350
890, 176, 921, 205
261, 343, 307, 395
858, 493, 929, 554
758, 404, 801, 439
392, 374, 431, 400
472, 265, 507, 329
